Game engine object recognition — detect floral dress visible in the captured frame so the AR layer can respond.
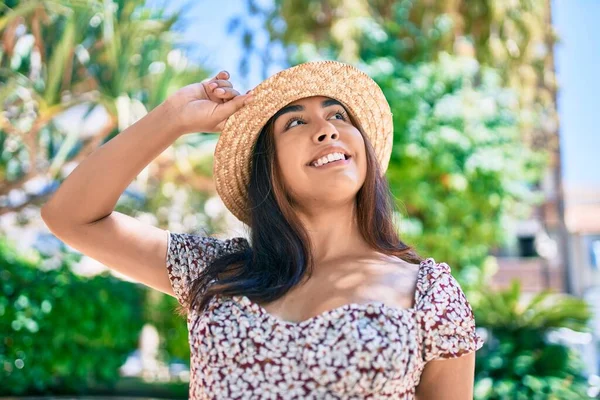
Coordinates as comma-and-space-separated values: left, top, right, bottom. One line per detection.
165, 231, 484, 400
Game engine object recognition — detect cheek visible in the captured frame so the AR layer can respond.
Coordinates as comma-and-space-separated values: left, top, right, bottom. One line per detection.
350, 132, 368, 171
351, 140, 369, 185
275, 143, 302, 183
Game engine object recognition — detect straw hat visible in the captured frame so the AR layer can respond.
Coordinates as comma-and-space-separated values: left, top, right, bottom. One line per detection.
214, 60, 394, 225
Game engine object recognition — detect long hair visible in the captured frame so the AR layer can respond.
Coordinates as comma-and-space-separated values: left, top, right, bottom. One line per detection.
186, 110, 423, 315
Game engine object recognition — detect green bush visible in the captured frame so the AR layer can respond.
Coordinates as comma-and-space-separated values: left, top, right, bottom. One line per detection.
0, 236, 146, 395
144, 290, 190, 365
472, 281, 592, 399
379, 53, 548, 275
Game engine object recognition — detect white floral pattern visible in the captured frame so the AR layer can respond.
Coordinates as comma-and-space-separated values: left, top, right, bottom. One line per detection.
166, 231, 484, 399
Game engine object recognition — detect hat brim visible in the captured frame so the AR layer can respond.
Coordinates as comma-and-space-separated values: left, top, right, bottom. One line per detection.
214, 60, 393, 225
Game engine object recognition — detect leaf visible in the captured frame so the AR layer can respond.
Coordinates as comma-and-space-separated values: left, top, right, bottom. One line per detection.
44, 15, 76, 106
0, 1, 38, 31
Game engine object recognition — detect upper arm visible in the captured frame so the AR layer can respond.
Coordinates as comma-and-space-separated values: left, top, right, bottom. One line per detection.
414, 259, 484, 398
42, 210, 174, 296
416, 352, 476, 400
417, 260, 483, 361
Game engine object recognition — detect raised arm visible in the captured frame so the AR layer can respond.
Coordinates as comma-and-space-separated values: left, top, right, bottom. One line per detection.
41, 71, 253, 296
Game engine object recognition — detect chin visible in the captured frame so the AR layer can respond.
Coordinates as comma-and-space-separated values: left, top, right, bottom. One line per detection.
305, 186, 360, 204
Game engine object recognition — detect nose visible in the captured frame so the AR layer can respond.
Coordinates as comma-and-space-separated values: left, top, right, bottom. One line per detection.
312, 121, 339, 143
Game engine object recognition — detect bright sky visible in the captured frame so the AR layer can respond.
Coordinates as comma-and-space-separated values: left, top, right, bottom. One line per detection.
150, 0, 599, 188
553, 0, 600, 187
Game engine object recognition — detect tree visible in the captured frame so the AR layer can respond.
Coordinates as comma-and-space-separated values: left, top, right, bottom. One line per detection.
0, 0, 218, 223
380, 52, 545, 278
0, 0, 226, 391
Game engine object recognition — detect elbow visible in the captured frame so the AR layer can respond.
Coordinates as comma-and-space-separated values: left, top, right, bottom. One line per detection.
40, 203, 54, 224
41, 204, 111, 231
41, 202, 73, 232
41, 204, 63, 232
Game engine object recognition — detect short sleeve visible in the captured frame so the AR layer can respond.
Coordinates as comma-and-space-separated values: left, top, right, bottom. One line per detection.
165, 230, 249, 308
416, 258, 484, 362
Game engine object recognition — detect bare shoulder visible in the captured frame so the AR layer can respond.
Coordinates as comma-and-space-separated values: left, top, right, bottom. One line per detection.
364, 253, 422, 308
390, 257, 422, 290
379, 253, 422, 277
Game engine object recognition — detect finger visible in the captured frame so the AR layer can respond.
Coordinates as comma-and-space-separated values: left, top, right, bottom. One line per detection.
187, 82, 211, 98
214, 87, 241, 100
214, 92, 254, 119
215, 70, 229, 80
208, 79, 233, 90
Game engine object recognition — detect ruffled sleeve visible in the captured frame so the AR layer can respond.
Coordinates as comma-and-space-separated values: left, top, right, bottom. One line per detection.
415, 258, 484, 362
165, 230, 249, 308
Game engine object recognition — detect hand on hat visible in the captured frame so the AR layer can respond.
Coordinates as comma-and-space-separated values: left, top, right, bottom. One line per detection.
165, 70, 254, 135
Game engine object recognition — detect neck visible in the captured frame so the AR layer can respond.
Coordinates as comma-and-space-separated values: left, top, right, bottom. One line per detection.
295, 199, 370, 264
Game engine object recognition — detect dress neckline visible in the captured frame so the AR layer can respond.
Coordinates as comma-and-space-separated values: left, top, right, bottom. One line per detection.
229, 257, 434, 327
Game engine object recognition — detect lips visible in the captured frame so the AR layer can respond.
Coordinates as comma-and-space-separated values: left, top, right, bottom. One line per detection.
307, 147, 351, 166
307, 153, 351, 167
309, 156, 352, 169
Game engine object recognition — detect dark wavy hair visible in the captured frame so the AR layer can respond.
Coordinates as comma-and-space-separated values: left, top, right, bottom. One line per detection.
185, 109, 423, 315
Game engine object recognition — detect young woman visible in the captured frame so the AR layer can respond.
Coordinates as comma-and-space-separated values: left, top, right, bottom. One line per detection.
42, 60, 483, 399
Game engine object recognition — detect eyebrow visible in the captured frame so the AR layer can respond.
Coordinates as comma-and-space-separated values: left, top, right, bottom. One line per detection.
271, 99, 346, 126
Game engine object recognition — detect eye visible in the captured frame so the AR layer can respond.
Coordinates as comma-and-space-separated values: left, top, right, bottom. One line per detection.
332, 109, 348, 121
283, 109, 348, 130
285, 117, 306, 129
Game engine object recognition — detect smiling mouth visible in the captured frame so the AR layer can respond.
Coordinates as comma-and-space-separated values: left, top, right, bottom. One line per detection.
308, 155, 352, 168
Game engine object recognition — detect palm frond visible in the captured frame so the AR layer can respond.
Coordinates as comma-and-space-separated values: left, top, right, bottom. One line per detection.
44, 15, 75, 106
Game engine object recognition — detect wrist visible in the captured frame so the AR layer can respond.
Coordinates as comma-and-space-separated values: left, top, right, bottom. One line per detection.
159, 98, 187, 138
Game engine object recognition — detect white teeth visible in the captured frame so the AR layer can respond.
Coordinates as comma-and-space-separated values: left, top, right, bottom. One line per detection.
312, 152, 346, 167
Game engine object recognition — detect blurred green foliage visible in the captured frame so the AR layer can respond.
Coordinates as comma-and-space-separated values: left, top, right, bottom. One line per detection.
0, 0, 213, 216
0, 236, 146, 395
472, 281, 591, 399
380, 53, 547, 280
144, 290, 190, 365
1, 1, 218, 394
